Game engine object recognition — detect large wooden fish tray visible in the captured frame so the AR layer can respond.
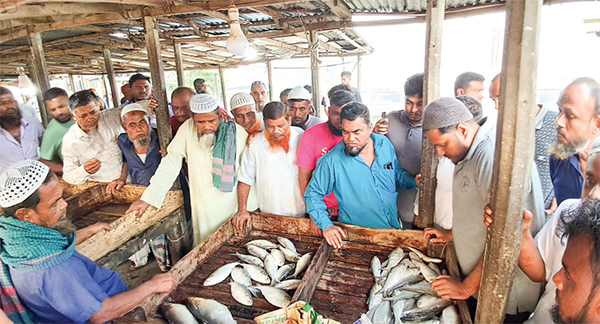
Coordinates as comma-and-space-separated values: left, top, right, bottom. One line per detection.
133, 212, 472, 324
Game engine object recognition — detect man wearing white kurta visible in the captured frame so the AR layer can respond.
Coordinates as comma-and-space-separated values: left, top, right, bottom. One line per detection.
233, 102, 305, 231
126, 94, 257, 245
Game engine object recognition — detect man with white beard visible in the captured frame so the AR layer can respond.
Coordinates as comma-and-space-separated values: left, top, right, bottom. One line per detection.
126, 94, 258, 245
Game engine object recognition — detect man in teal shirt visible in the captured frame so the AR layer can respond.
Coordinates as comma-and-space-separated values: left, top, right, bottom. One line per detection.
304, 102, 418, 248
40, 88, 76, 175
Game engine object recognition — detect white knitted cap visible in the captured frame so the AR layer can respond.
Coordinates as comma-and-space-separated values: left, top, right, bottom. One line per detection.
190, 94, 219, 114
120, 103, 147, 120
287, 86, 311, 101
230, 92, 255, 111
0, 160, 50, 208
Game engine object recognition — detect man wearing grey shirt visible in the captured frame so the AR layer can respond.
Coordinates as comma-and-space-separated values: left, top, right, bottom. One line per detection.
423, 97, 545, 321
374, 73, 423, 227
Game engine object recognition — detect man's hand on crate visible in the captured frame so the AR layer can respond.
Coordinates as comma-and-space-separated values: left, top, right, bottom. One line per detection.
233, 210, 251, 231
424, 227, 453, 243
126, 200, 150, 219
431, 275, 476, 301
323, 226, 346, 249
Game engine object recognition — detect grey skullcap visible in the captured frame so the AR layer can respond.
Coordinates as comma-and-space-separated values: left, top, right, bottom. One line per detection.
422, 97, 474, 131
590, 136, 600, 156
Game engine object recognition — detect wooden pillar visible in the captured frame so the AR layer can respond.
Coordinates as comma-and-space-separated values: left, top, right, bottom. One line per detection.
102, 48, 120, 109
173, 41, 185, 87
143, 15, 172, 153
266, 60, 274, 102
219, 66, 228, 112
309, 30, 321, 117
356, 55, 363, 93
415, 0, 445, 229
475, 0, 542, 322
27, 28, 50, 126
68, 74, 76, 93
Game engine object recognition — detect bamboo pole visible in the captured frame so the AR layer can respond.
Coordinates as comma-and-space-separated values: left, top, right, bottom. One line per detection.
309, 30, 321, 117
219, 66, 228, 112
266, 60, 274, 102
102, 47, 120, 109
27, 28, 50, 126
173, 41, 185, 87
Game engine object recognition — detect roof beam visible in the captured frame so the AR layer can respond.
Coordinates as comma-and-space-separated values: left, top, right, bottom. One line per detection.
321, 0, 351, 20
1, 0, 168, 11
335, 30, 371, 53
0, 3, 141, 21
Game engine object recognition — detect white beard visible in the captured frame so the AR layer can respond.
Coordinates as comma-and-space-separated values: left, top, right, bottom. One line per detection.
198, 132, 216, 151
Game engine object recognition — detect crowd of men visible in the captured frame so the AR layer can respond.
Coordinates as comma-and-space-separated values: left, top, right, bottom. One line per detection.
0, 68, 599, 324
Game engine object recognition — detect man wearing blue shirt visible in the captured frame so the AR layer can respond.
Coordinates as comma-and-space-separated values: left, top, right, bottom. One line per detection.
304, 102, 418, 248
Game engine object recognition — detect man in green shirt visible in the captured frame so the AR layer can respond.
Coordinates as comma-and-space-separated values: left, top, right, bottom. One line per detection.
40, 88, 75, 175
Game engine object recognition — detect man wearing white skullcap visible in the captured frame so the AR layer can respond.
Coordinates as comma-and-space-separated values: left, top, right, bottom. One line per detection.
0, 160, 176, 323
230, 92, 264, 135
127, 94, 258, 245
287, 86, 324, 130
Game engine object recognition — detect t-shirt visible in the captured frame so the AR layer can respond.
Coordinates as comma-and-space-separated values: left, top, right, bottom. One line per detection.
293, 115, 325, 131
40, 118, 75, 162
10, 252, 127, 323
295, 122, 342, 211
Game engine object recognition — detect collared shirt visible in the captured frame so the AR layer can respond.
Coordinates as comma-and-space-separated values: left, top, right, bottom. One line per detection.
40, 118, 75, 163
239, 127, 305, 217
61, 108, 124, 184
10, 252, 127, 323
385, 110, 422, 224
0, 117, 45, 175
293, 115, 324, 131
305, 133, 416, 231
549, 154, 582, 206
118, 129, 162, 186
535, 107, 558, 209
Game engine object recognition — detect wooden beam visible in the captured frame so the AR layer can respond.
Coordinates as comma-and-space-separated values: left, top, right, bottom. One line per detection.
476, 0, 542, 322
143, 15, 172, 155
173, 41, 185, 87
266, 60, 273, 101
415, 0, 445, 229
321, 0, 352, 20
356, 55, 362, 92
219, 66, 228, 111
0, 3, 141, 20
2, 0, 167, 9
336, 30, 371, 53
102, 47, 120, 109
308, 30, 321, 117
27, 28, 50, 126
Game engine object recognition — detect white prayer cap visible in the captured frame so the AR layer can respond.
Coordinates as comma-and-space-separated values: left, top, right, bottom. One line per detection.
190, 94, 219, 114
287, 86, 311, 101
0, 160, 50, 208
230, 92, 255, 111
120, 103, 147, 120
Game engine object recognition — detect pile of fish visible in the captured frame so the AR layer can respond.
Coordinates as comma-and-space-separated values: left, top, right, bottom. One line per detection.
365, 247, 460, 324
161, 297, 236, 324
203, 237, 313, 308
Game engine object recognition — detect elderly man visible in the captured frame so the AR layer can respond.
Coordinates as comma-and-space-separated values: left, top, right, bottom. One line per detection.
230, 92, 264, 135
233, 102, 305, 230
40, 87, 76, 175
287, 86, 324, 131
61, 90, 124, 185
549, 78, 600, 206
126, 94, 257, 245
340, 71, 362, 103
0, 160, 176, 323
250, 81, 268, 112
193, 78, 207, 94
296, 89, 355, 235
454, 72, 485, 102
305, 102, 418, 248
373, 73, 424, 227
423, 97, 544, 321
170, 87, 194, 135
0, 87, 44, 175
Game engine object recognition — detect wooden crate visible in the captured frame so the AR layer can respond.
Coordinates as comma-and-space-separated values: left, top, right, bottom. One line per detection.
133, 212, 472, 324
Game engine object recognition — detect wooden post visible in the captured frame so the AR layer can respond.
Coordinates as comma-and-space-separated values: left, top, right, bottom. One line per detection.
266, 60, 274, 102
415, 0, 445, 229
27, 28, 50, 126
309, 30, 321, 117
68, 74, 76, 92
475, 0, 542, 322
102, 47, 120, 109
356, 55, 363, 93
143, 15, 172, 153
219, 66, 228, 111
173, 41, 185, 87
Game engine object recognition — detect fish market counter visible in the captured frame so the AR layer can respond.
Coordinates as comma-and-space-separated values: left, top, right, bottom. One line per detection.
125, 212, 472, 324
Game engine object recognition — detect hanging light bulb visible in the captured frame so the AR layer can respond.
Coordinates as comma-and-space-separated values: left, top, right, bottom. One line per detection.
226, 6, 249, 56
16, 67, 32, 88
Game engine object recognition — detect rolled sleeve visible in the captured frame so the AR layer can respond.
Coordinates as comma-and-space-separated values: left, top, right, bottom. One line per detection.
304, 158, 335, 230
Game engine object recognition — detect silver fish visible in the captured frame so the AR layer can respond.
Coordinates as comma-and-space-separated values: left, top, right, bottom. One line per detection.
403, 318, 440, 324
392, 299, 416, 324
273, 279, 302, 290
160, 303, 199, 324
383, 289, 421, 302
279, 246, 300, 262
368, 292, 383, 310
247, 245, 269, 260
264, 254, 279, 281
428, 262, 442, 276
230, 266, 252, 287
255, 285, 291, 308
274, 263, 295, 283
270, 248, 286, 267
383, 265, 421, 293
230, 281, 253, 306
402, 281, 438, 296
203, 262, 239, 286
415, 259, 439, 283
409, 251, 423, 263
186, 297, 236, 324
440, 305, 460, 324
232, 252, 264, 267
371, 300, 393, 324
246, 239, 279, 249
292, 252, 313, 277
241, 263, 271, 284
384, 247, 406, 270
416, 295, 452, 310
277, 237, 297, 253
371, 256, 382, 277
401, 307, 443, 322
368, 282, 383, 303
408, 247, 442, 264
